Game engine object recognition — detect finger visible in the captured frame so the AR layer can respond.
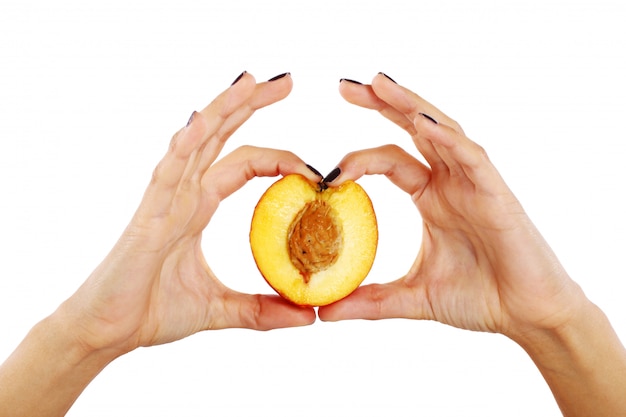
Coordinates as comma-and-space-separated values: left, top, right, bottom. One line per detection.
215, 292, 316, 331
192, 73, 294, 178
339, 79, 416, 135
371, 73, 463, 133
371, 75, 504, 185
143, 73, 294, 216
199, 72, 293, 150
141, 114, 209, 216
414, 114, 506, 191
141, 73, 259, 215
170, 72, 261, 183
325, 144, 431, 200
202, 145, 323, 202
339, 79, 444, 170
318, 281, 425, 321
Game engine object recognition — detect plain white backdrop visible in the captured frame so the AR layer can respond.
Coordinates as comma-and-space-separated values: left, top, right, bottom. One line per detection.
1, 0, 625, 415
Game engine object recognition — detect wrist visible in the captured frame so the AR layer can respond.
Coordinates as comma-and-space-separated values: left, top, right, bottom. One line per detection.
514, 297, 626, 416
49, 303, 124, 366
514, 296, 601, 372
509, 280, 591, 357
0, 308, 119, 417
53, 295, 133, 362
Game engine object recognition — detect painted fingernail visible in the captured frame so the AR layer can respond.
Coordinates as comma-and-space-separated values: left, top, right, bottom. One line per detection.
340, 78, 363, 85
306, 164, 323, 178
419, 112, 439, 124
379, 72, 397, 84
323, 167, 341, 183
186, 111, 197, 127
231, 71, 247, 86
268, 72, 290, 82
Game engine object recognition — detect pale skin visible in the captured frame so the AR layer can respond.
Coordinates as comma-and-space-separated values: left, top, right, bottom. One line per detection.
0, 72, 625, 416
318, 73, 626, 416
0, 72, 317, 416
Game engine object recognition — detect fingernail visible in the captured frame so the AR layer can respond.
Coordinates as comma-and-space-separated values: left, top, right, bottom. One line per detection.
268, 72, 290, 82
379, 72, 397, 84
339, 78, 363, 85
186, 111, 197, 127
323, 167, 341, 183
306, 164, 323, 178
231, 71, 247, 86
419, 112, 439, 124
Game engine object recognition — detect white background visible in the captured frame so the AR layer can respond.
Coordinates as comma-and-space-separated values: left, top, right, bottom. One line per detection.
1, 0, 625, 415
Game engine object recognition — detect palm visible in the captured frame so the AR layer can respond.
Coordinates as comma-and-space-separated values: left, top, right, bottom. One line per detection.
138, 237, 216, 346
319, 75, 576, 338
408, 171, 515, 332
66, 73, 317, 355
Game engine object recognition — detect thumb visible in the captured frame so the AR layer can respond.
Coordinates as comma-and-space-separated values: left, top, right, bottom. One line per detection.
318, 280, 425, 321
323, 145, 431, 201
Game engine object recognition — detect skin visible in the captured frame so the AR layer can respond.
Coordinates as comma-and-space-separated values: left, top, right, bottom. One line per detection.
318, 73, 626, 416
1, 71, 625, 416
0, 72, 317, 416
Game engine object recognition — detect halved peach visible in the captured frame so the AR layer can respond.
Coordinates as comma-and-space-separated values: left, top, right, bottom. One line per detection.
250, 174, 378, 306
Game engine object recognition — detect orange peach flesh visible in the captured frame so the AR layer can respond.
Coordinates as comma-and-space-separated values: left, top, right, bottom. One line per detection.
250, 174, 377, 306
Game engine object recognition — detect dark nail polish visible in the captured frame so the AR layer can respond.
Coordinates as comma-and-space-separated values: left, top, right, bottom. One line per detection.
186, 111, 197, 127
306, 164, 323, 178
340, 78, 363, 85
419, 112, 439, 124
323, 167, 341, 183
268, 72, 290, 82
379, 72, 397, 84
231, 71, 247, 86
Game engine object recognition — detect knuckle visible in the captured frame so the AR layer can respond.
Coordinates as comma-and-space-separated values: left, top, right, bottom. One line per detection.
233, 144, 254, 153
379, 143, 403, 153
474, 142, 490, 162
168, 129, 184, 153
150, 162, 165, 185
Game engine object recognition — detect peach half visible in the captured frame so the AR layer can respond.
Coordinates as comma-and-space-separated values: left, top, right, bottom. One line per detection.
250, 174, 378, 306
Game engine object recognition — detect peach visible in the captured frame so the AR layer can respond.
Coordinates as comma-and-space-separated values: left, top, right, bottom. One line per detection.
250, 174, 377, 306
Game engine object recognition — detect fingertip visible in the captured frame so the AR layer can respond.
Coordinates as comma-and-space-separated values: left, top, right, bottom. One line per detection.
256, 295, 317, 330
418, 112, 439, 125
203, 72, 257, 121
276, 74, 294, 100
322, 166, 341, 183
248, 73, 293, 110
317, 286, 372, 322
376, 72, 398, 84
271, 150, 322, 183
317, 304, 340, 322
230, 70, 256, 87
305, 164, 323, 178
338, 78, 380, 109
265, 72, 294, 98
413, 113, 457, 149
273, 71, 293, 88
267, 72, 290, 82
303, 163, 325, 185
339, 78, 364, 91
372, 71, 396, 88
229, 72, 258, 103
170, 110, 208, 158
289, 162, 324, 185
230, 70, 246, 86
186, 110, 197, 127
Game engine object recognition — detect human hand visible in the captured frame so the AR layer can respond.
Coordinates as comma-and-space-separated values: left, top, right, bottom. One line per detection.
59, 72, 318, 357
318, 73, 587, 342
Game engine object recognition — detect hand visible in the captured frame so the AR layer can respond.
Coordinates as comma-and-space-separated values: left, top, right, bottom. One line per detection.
59, 72, 317, 357
318, 74, 586, 341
